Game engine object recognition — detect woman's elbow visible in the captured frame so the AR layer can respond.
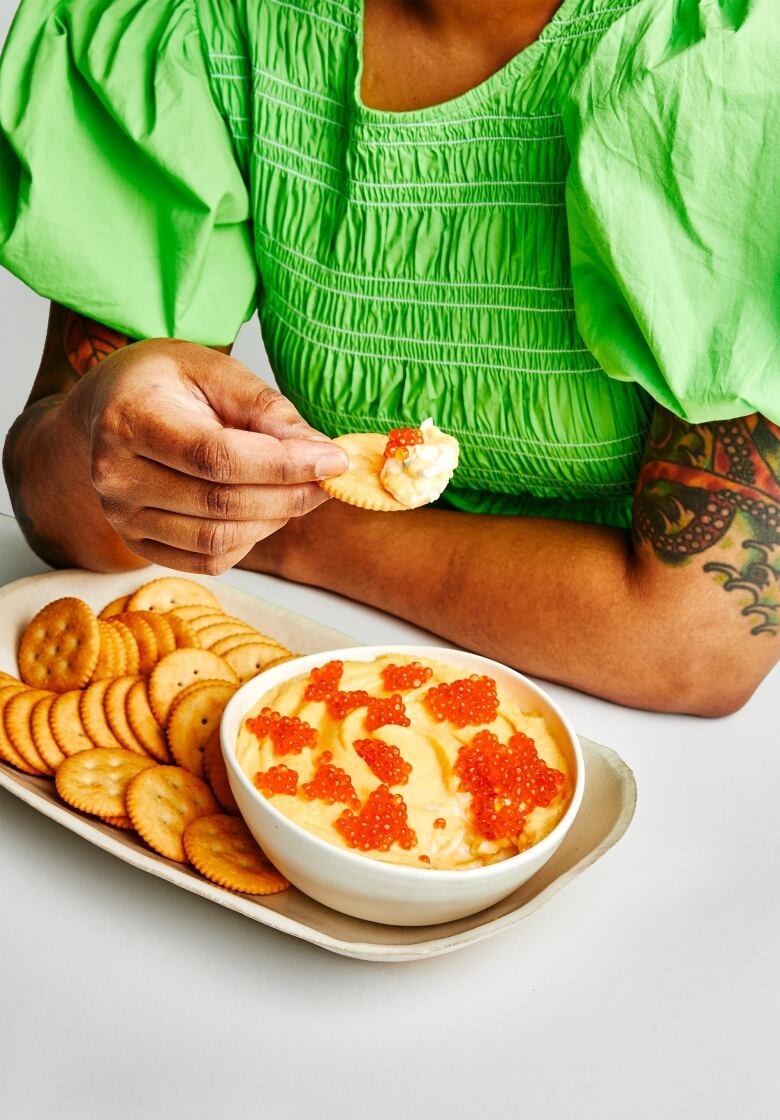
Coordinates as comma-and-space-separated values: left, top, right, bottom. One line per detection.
648, 652, 769, 718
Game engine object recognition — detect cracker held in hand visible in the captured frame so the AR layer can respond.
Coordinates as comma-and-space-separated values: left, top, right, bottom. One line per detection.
183, 815, 288, 895
320, 420, 459, 511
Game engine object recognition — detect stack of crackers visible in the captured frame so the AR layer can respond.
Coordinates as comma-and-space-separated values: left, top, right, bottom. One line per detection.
0, 576, 296, 896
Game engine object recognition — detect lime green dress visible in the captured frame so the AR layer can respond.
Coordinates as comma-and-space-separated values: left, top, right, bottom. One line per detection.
0, 0, 777, 529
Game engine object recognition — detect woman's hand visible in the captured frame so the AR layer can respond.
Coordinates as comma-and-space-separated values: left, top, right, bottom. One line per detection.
61, 338, 348, 574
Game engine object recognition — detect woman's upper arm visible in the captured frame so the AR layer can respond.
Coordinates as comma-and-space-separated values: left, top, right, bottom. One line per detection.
27, 302, 233, 410
632, 406, 780, 712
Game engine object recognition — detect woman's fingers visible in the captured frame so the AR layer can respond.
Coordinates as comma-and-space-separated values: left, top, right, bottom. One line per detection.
85, 342, 347, 576
99, 457, 329, 520
125, 536, 273, 577
121, 507, 297, 558
95, 411, 347, 487
90, 352, 348, 485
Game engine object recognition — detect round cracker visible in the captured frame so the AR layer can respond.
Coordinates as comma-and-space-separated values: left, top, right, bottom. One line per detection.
183, 815, 288, 895
104, 676, 151, 757
167, 605, 222, 624
98, 595, 130, 620
209, 632, 288, 658
114, 614, 158, 674
166, 680, 236, 777
91, 620, 125, 681
125, 680, 170, 763
319, 433, 408, 511
127, 577, 220, 613
148, 649, 238, 727
18, 597, 101, 691
31, 694, 66, 771
5, 688, 54, 774
0, 683, 39, 773
56, 747, 154, 818
126, 765, 218, 862
142, 612, 177, 661
107, 620, 140, 675
187, 612, 244, 636
164, 613, 201, 650
202, 728, 239, 814
195, 620, 257, 649
49, 690, 96, 757
221, 643, 297, 684
102, 814, 134, 829
79, 680, 124, 751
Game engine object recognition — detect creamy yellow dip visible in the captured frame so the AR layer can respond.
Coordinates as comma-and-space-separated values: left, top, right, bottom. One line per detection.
379, 418, 460, 508
236, 655, 571, 870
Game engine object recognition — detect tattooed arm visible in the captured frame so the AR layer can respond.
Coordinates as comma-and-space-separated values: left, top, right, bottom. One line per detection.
633, 410, 779, 636
3, 301, 344, 573
245, 406, 780, 715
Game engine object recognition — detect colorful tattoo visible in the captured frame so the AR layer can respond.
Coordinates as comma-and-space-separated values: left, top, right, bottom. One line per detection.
63, 310, 129, 376
634, 409, 780, 636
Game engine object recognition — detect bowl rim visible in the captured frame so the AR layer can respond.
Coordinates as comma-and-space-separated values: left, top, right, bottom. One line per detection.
221, 645, 585, 882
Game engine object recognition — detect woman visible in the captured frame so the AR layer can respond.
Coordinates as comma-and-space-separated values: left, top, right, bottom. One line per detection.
0, 0, 777, 714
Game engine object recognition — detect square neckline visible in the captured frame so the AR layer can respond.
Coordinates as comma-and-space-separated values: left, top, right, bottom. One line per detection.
351, 0, 596, 123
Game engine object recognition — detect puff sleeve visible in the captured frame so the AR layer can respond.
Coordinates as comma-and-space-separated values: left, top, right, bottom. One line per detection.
0, 0, 256, 345
563, 0, 779, 425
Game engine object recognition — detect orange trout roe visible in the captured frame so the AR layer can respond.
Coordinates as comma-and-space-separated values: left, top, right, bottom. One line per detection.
335, 784, 417, 852
326, 689, 371, 720
419, 855, 431, 865
246, 708, 318, 756
304, 660, 343, 701
354, 737, 412, 786
383, 427, 423, 460
381, 661, 434, 691
301, 759, 360, 811
424, 674, 499, 728
433, 817, 447, 829
454, 730, 565, 842
365, 694, 411, 733
254, 764, 299, 797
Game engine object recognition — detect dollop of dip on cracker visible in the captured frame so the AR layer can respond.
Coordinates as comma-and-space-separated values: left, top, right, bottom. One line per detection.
236, 655, 570, 870
380, 418, 460, 509
320, 420, 460, 511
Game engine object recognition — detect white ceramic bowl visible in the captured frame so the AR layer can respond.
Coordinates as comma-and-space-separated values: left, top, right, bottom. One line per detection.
221, 646, 584, 926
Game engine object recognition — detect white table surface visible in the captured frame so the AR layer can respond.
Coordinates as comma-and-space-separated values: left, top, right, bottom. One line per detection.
0, 512, 777, 1120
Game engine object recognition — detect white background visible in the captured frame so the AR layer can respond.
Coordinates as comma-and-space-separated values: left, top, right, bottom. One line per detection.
1, 4, 778, 1119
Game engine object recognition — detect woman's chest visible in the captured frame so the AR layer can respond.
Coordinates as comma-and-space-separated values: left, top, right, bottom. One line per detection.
216, 0, 652, 509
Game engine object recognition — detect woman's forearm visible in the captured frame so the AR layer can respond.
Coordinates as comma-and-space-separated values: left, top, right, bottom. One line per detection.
3, 393, 144, 571
244, 500, 749, 714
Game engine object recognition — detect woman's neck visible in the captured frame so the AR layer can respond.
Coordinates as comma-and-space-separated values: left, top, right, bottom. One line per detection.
361, 0, 565, 112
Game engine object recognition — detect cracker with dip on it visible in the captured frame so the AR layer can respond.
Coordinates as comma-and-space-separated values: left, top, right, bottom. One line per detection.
320, 420, 460, 511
